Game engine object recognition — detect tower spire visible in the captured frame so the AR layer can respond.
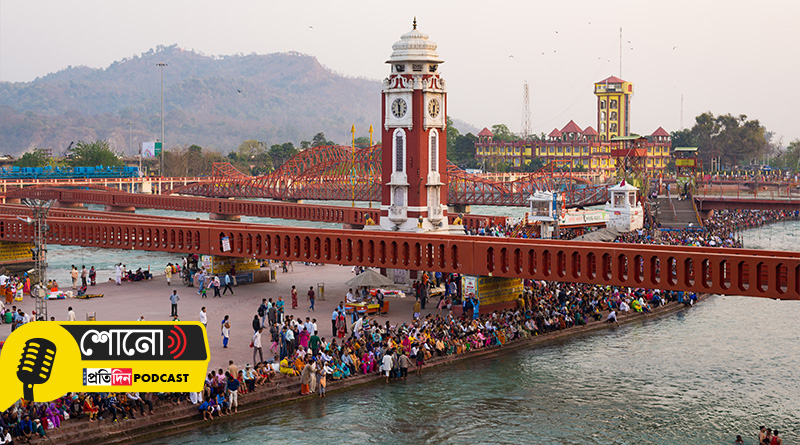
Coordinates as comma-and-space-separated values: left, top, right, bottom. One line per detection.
413, 17, 417, 29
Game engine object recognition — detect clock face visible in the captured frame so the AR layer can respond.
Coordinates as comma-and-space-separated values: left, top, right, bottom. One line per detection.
427, 98, 440, 118
391, 98, 407, 118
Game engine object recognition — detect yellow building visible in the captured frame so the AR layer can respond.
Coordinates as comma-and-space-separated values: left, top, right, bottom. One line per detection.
594, 75, 633, 141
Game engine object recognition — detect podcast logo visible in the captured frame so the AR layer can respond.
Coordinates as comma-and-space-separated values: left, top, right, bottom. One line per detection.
83, 368, 133, 386
17, 338, 57, 401
60, 324, 206, 361
0, 322, 210, 412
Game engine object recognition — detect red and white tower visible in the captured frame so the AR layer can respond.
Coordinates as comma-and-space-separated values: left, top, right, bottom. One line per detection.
380, 19, 450, 232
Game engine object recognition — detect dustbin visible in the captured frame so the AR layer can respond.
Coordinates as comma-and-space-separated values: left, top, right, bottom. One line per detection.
270, 267, 277, 282
86, 312, 96, 321
317, 282, 325, 301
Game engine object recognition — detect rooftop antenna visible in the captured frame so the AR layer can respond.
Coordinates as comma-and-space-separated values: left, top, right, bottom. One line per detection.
521, 81, 531, 140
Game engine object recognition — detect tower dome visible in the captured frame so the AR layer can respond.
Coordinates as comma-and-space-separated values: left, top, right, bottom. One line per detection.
387, 19, 443, 64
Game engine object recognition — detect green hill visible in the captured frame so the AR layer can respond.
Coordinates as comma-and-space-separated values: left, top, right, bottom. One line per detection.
0, 44, 476, 157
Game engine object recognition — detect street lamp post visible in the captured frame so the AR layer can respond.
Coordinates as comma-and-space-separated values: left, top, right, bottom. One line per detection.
156, 62, 168, 177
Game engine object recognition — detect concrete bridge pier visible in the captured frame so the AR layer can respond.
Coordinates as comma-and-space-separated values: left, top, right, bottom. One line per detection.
448, 204, 471, 215
209, 213, 241, 221
105, 205, 136, 213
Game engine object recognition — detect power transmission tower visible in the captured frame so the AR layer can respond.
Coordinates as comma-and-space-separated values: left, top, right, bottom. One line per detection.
521, 81, 531, 140
19, 198, 54, 321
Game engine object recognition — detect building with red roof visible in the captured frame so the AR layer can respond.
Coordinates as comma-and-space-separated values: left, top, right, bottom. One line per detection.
474, 75, 670, 176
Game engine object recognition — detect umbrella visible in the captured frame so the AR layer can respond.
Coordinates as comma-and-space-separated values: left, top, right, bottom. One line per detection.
345, 269, 395, 288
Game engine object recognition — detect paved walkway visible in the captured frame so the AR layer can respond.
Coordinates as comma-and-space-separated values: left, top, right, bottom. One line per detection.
2, 264, 435, 371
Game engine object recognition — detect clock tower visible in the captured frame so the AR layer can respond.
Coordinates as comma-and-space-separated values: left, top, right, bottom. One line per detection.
380, 19, 450, 232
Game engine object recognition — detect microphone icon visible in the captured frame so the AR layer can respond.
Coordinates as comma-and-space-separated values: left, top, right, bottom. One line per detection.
17, 338, 56, 401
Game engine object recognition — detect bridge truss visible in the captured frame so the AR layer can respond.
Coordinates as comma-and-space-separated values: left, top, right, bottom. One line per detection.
169, 145, 610, 207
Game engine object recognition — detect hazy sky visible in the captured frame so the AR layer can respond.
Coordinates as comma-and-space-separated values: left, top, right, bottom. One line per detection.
1, 0, 798, 145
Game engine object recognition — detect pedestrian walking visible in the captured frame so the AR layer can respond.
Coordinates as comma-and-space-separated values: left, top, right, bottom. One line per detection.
267, 299, 277, 326
308, 286, 315, 311
252, 327, 264, 364
291, 285, 298, 309
165, 263, 173, 286
258, 298, 268, 327
169, 290, 180, 317
251, 315, 260, 333
221, 315, 231, 348
89, 266, 96, 286
115, 263, 122, 285
199, 307, 207, 328
222, 272, 234, 295
212, 275, 221, 298
81, 265, 88, 287
67, 306, 76, 321
196, 272, 206, 296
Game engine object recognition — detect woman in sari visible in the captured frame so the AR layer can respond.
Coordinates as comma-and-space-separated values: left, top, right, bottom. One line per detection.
4, 283, 13, 304
331, 359, 344, 380
361, 352, 375, 374
83, 396, 98, 422
298, 328, 310, 350
299, 358, 312, 395
279, 357, 298, 376
336, 314, 347, 338
294, 353, 306, 374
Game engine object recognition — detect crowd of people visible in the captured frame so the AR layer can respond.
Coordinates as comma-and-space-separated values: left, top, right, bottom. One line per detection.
0, 391, 160, 442
462, 207, 797, 249
614, 209, 799, 248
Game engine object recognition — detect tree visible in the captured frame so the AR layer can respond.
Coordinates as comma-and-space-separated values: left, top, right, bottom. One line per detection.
772, 139, 800, 171
680, 112, 768, 169
446, 116, 460, 154
490, 124, 518, 142
311, 132, 334, 147
230, 139, 272, 174
236, 139, 268, 160
68, 140, 123, 167
451, 133, 477, 167
669, 128, 693, 148
521, 157, 546, 172
13, 148, 50, 167
354, 136, 371, 147
496, 161, 512, 173
269, 142, 298, 168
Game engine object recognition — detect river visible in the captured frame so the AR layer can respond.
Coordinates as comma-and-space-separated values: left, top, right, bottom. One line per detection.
119, 217, 798, 445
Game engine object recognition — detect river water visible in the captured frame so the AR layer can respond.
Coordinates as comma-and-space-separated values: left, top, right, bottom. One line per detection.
120, 217, 797, 444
